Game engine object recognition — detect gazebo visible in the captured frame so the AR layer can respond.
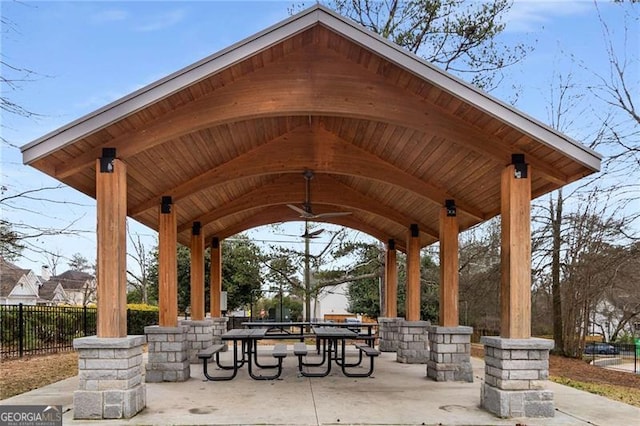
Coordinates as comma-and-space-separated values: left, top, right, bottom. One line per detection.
21, 5, 600, 420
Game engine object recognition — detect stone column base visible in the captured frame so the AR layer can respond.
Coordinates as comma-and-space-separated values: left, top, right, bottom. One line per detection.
210, 316, 229, 352
180, 319, 213, 363
426, 325, 473, 382
481, 336, 555, 418
481, 384, 554, 418
378, 317, 402, 352
73, 335, 146, 420
396, 320, 430, 364
145, 325, 190, 382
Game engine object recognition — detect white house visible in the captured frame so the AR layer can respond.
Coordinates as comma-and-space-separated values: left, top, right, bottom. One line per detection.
0, 257, 43, 305
39, 270, 97, 306
0, 257, 96, 306
312, 283, 353, 320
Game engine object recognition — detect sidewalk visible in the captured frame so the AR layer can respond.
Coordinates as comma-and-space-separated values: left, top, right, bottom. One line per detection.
2, 350, 639, 425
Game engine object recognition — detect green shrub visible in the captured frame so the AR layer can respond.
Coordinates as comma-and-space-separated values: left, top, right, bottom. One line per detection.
127, 305, 159, 335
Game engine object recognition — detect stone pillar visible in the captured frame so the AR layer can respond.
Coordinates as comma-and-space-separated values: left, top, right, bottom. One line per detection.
481, 336, 555, 418
396, 320, 430, 364
210, 317, 229, 351
180, 319, 213, 364
73, 336, 146, 420
378, 317, 401, 352
427, 325, 473, 382
144, 325, 190, 382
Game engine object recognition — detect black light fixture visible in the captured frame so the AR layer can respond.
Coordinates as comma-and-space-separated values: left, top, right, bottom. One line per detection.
212, 237, 220, 249
99, 148, 116, 173
388, 239, 395, 250
445, 199, 457, 217
512, 153, 528, 179
161, 196, 172, 214
192, 221, 201, 236
410, 224, 419, 238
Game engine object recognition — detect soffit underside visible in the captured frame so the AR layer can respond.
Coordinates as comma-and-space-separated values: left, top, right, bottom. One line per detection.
26, 24, 597, 250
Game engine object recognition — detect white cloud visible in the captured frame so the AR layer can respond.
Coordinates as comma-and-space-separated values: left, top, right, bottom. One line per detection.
505, 0, 593, 33
134, 9, 187, 32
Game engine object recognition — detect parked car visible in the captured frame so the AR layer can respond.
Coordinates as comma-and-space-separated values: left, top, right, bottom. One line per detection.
584, 342, 620, 355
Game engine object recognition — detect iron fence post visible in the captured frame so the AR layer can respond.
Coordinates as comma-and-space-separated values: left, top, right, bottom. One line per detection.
18, 303, 24, 357
83, 305, 88, 336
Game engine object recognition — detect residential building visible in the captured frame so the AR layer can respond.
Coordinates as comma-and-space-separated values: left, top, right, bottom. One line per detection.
0, 257, 43, 305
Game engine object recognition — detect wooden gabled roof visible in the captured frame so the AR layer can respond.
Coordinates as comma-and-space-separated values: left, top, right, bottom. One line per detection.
21, 6, 600, 252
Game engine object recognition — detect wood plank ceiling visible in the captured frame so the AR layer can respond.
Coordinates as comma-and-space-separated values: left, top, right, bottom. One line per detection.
22, 8, 600, 253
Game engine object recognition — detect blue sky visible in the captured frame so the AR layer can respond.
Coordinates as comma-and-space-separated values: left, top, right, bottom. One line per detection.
1, 1, 637, 272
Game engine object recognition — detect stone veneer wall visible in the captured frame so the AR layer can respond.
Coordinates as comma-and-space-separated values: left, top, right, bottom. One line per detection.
378, 317, 402, 352
396, 320, 430, 364
426, 325, 473, 382
210, 317, 229, 351
481, 336, 555, 418
73, 335, 146, 420
144, 325, 190, 382
180, 319, 213, 363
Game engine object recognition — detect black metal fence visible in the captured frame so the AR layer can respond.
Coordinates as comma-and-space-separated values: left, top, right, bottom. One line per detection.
584, 342, 639, 374
1, 304, 97, 360
1, 304, 161, 360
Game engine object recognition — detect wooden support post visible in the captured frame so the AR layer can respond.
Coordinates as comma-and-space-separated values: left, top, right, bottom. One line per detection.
406, 224, 421, 321
96, 151, 127, 338
439, 201, 459, 327
500, 156, 532, 339
159, 196, 178, 327
210, 238, 222, 318
385, 240, 398, 318
190, 222, 205, 321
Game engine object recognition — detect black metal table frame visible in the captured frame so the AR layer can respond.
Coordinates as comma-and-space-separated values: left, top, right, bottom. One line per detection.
296, 327, 376, 378
201, 329, 285, 381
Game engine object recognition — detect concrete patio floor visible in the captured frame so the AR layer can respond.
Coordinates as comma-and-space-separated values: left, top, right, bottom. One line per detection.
2, 346, 639, 425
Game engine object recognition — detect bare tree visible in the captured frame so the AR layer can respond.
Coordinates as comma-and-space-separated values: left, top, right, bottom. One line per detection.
458, 218, 501, 332
43, 249, 63, 276
126, 228, 155, 304
0, 12, 45, 148
1, 7, 90, 263
0, 185, 90, 261
295, 0, 530, 89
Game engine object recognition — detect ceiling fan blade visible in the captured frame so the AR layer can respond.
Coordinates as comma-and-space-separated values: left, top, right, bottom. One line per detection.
311, 212, 352, 219
287, 204, 313, 218
300, 231, 323, 239
307, 228, 325, 237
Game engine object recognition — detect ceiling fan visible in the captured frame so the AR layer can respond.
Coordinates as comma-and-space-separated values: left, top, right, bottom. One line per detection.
287, 170, 352, 220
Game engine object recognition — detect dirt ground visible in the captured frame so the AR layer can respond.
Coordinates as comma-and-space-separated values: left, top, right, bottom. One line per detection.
2, 347, 639, 405
0, 352, 78, 400
470, 344, 640, 389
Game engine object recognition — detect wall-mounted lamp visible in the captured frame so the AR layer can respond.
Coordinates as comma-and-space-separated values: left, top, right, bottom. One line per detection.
410, 224, 419, 238
445, 199, 457, 217
388, 239, 395, 250
192, 221, 201, 236
161, 196, 172, 214
99, 148, 116, 173
512, 153, 528, 179
212, 237, 220, 249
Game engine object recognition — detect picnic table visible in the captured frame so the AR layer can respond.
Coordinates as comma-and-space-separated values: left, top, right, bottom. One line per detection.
198, 324, 380, 381
294, 326, 379, 378
242, 321, 378, 347
198, 328, 287, 381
